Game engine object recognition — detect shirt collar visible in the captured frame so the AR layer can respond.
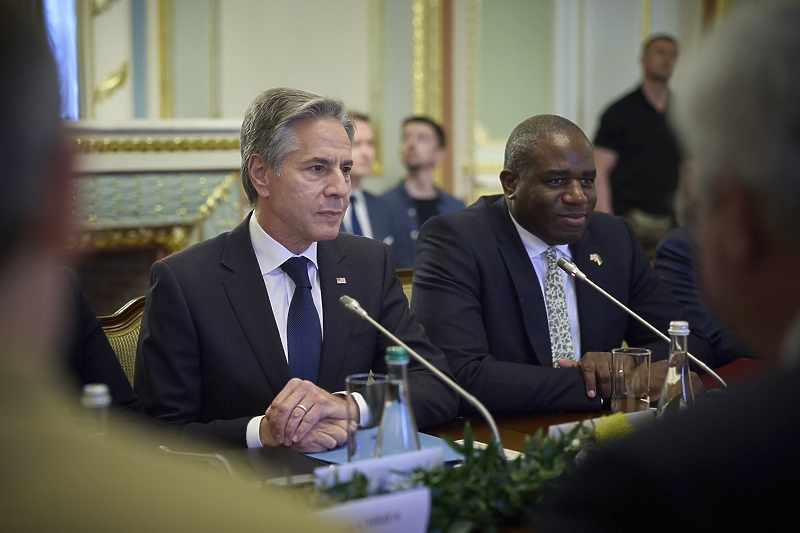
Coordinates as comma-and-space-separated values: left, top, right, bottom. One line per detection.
349, 187, 366, 203
508, 209, 571, 261
249, 212, 319, 275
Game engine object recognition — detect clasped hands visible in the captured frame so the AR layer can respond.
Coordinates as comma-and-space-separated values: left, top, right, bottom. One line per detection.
259, 378, 357, 453
558, 352, 704, 401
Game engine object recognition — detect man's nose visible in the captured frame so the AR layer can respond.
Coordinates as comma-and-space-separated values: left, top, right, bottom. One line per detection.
327, 169, 351, 197
563, 180, 587, 204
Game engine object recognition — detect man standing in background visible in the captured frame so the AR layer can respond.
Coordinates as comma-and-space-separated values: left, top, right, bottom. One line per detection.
593, 35, 681, 252
383, 116, 465, 268
340, 112, 397, 247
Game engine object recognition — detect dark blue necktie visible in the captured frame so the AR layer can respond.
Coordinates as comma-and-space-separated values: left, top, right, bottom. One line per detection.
349, 195, 363, 236
281, 257, 321, 383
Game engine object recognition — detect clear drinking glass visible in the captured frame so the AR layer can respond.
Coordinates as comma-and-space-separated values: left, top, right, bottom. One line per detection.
345, 373, 389, 462
611, 348, 651, 413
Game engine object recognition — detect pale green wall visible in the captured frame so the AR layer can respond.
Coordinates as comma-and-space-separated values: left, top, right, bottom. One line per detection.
477, 0, 554, 140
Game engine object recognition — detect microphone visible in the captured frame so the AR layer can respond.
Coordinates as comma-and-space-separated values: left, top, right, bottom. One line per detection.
556, 257, 727, 389
339, 295, 506, 460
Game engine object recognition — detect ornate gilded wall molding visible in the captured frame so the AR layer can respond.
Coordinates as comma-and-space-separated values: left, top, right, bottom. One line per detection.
159, 0, 174, 118
74, 136, 240, 153
93, 61, 129, 104
411, 0, 444, 119
92, 0, 122, 17
641, 0, 651, 41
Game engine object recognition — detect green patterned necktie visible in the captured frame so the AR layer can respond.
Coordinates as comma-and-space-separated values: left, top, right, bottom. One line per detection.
544, 246, 576, 366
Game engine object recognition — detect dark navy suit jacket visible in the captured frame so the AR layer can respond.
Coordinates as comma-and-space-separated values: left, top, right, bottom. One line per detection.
412, 195, 712, 414
135, 213, 458, 447
654, 226, 753, 367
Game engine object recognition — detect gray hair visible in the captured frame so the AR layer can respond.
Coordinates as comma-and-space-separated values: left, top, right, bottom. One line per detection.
675, 3, 800, 247
240, 87, 355, 207
0, 6, 62, 269
503, 114, 590, 177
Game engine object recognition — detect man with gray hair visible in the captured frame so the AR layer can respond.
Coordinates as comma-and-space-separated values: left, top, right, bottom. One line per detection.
136, 87, 457, 450
413, 114, 710, 415
541, 3, 800, 530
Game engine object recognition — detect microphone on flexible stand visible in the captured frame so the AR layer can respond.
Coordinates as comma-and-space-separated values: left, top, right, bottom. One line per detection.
339, 295, 506, 460
556, 257, 728, 390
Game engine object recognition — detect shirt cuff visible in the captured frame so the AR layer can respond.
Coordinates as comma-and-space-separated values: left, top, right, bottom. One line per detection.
246, 415, 265, 448
333, 391, 371, 427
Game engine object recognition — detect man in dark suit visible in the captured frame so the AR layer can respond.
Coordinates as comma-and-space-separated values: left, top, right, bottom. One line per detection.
339, 112, 397, 246
135, 88, 458, 450
413, 114, 711, 414
541, 4, 800, 530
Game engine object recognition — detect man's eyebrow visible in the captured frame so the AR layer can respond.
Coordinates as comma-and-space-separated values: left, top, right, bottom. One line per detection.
544, 169, 597, 178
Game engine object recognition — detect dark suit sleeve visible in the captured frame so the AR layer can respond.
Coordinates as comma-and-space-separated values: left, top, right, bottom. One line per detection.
413, 215, 600, 414
653, 228, 749, 367
135, 260, 252, 447
64, 270, 142, 415
371, 243, 459, 428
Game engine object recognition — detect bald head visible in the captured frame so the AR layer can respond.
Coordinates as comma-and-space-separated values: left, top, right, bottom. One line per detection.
501, 115, 596, 245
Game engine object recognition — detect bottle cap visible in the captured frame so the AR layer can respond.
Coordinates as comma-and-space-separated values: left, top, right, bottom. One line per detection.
385, 346, 410, 363
81, 383, 111, 409
668, 320, 690, 336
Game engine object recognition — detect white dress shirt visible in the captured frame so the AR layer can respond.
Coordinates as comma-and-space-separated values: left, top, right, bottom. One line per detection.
509, 213, 582, 361
342, 188, 374, 238
244, 215, 367, 447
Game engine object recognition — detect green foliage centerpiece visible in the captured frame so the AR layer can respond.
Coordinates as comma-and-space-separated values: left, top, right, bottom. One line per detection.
317, 420, 604, 533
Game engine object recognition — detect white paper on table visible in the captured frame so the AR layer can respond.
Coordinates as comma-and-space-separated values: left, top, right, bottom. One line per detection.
547, 409, 656, 439
315, 486, 430, 533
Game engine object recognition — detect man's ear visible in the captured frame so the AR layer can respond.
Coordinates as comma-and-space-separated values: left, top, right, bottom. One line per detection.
499, 169, 519, 199
248, 154, 271, 198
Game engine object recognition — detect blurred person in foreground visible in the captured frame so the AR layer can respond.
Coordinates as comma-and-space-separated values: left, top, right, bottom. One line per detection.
541, 3, 800, 530
339, 112, 397, 246
0, 6, 337, 531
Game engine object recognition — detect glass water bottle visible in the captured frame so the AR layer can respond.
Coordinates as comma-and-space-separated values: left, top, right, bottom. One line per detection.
374, 346, 420, 457
656, 320, 695, 413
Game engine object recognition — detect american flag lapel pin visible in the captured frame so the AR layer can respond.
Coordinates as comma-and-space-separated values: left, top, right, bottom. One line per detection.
336, 277, 347, 284
589, 253, 603, 266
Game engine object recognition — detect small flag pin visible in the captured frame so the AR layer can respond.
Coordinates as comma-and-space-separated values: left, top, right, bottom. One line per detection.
589, 253, 603, 266
336, 277, 347, 284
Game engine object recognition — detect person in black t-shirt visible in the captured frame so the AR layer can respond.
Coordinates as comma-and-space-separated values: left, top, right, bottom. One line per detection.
593, 34, 681, 252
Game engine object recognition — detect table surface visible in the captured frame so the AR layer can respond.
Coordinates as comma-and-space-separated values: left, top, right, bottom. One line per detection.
223, 357, 772, 479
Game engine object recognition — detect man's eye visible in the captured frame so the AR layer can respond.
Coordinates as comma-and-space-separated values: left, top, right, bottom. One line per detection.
549, 179, 565, 186
342, 166, 352, 175
581, 178, 596, 186
311, 165, 325, 172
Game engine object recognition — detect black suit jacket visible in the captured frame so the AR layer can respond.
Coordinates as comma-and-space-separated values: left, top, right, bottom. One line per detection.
135, 214, 458, 447
412, 195, 712, 414
540, 360, 800, 532
654, 226, 754, 367
62, 269, 142, 414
